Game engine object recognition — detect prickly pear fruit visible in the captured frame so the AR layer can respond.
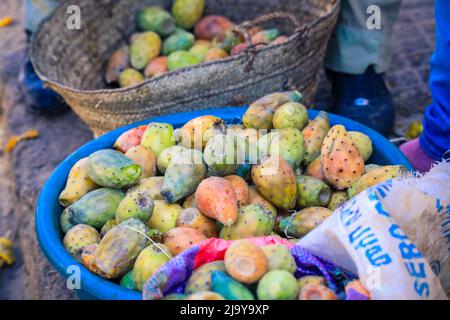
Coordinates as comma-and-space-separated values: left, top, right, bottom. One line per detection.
224, 175, 250, 208
133, 244, 173, 291
116, 190, 155, 224
68, 188, 124, 229
305, 156, 326, 182
224, 240, 268, 284
347, 165, 405, 198
144, 56, 168, 78
220, 204, 275, 240
120, 270, 136, 290
296, 175, 332, 208
183, 193, 197, 208
211, 271, 255, 300
81, 243, 98, 270
90, 219, 148, 279
349, 131, 373, 161
59, 158, 97, 207
189, 43, 211, 62
248, 186, 277, 218
321, 127, 365, 190
230, 128, 261, 146
130, 32, 162, 70
213, 30, 243, 53
129, 176, 164, 200
147, 228, 164, 243
114, 125, 148, 153
273, 102, 309, 130
185, 261, 226, 294
186, 292, 225, 300
203, 134, 247, 176
162, 28, 195, 56
164, 293, 187, 300
105, 46, 130, 84
164, 227, 207, 256
100, 219, 117, 237
147, 200, 183, 233
252, 156, 297, 210
243, 91, 303, 129
262, 245, 296, 273
302, 111, 330, 166
196, 177, 239, 226
167, 50, 200, 70
328, 191, 349, 211
118, 68, 144, 88
60, 208, 75, 234
270, 128, 305, 170
179, 115, 226, 150
194, 15, 234, 40
87, 149, 142, 189
161, 149, 207, 203
172, 0, 205, 29
157, 145, 187, 174
345, 280, 371, 300
257, 270, 299, 300
137, 7, 176, 38
176, 207, 218, 238
279, 207, 332, 238
141, 123, 175, 158
299, 284, 337, 300
63, 225, 100, 262
205, 47, 229, 62
365, 164, 381, 173
252, 28, 280, 44
272, 35, 289, 45
125, 145, 156, 180
298, 276, 325, 291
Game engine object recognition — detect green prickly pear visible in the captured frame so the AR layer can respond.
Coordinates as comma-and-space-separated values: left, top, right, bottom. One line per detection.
116, 190, 155, 224
141, 123, 176, 158
270, 128, 305, 170
147, 200, 183, 233
90, 219, 149, 279
63, 224, 101, 262
185, 261, 226, 294
161, 149, 207, 203
137, 7, 176, 37
133, 244, 173, 291
87, 149, 142, 189
347, 165, 405, 198
120, 270, 136, 290
243, 91, 303, 129
118, 68, 144, 88
279, 207, 332, 238
262, 244, 296, 273
257, 270, 299, 300
100, 219, 117, 237
60, 208, 75, 234
296, 175, 332, 208
68, 188, 125, 229
220, 204, 275, 240
162, 28, 195, 56
328, 191, 349, 211
273, 102, 309, 130
211, 271, 255, 300
302, 111, 330, 166
129, 177, 164, 200
349, 131, 373, 162
156, 145, 187, 174
130, 32, 161, 70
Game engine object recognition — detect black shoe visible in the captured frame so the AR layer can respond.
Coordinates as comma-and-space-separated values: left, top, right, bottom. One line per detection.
328, 67, 395, 136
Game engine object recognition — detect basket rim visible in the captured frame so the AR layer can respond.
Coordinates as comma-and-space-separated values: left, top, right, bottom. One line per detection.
30, 0, 340, 95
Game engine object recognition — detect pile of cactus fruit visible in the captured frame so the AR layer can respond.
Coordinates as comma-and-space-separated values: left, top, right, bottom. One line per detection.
106, 0, 289, 88
59, 90, 405, 298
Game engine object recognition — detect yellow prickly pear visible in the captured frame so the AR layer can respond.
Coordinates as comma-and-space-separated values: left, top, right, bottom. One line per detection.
125, 145, 157, 180
130, 32, 162, 70
156, 145, 187, 174
248, 186, 277, 218
328, 191, 349, 211
63, 225, 101, 262
177, 207, 218, 238
273, 102, 309, 130
262, 244, 296, 273
178, 115, 226, 150
147, 200, 183, 233
172, 0, 205, 29
296, 175, 332, 208
118, 68, 144, 88
129, 176, 164, 200
164, 227, 207, 256
116, 190, 155, 224
302, 111, 330, 166
348, 131, 373, 162
141, 123, 176, 158
279, 207, 332, 238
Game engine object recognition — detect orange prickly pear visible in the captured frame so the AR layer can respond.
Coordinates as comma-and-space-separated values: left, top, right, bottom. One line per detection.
243, 91, 303, 129
163, 227, 207, 256
114, 125, 148, 153
63, 225, 101, 262
251, 156, 297, 210
248, 186, 277, 218
257, 270, 299, 300
185, 261, 226, 294
296, 175, 332, 208
176, 207, 218, 238
328, 191, 349, 211
204, 47, 229, 62
279, 207, 332, 238
224, 175, 250, 208
144, 56, 168, 78
105, 46, 130, 84
348, 131, 373, 162
299, 284, 337, 300
125, 145, 157, 180
305, 156, 326, 182
178, 115, 226, 150
302, 111, 330, 166
81, 244, 98, 270
196, 177, 239, 226
141, 123, 175, 158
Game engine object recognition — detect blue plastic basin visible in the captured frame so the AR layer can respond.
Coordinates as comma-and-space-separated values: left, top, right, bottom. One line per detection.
35, 107, 412, 300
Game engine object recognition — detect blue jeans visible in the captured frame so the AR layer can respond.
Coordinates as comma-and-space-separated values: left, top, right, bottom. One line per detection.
420, 0, 450, 160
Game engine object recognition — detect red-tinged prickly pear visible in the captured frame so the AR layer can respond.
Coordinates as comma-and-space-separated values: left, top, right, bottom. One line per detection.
130, 32, 161, 70
90, 219, 148, 279
347, 165, 405, 198
273, 102, 309, 130
145, 56, 168, 78
156, 145, 187, 174
305, 156, 327, 182
345, 280, 371, 300
100, 219, 117, 237
137, 7, 176, 38
141, 123, 176, 158
178, 115, 226, 150
183, 193, 197, 208
59, 158, 98, 207
114, 125, 148, 153
299, 284, 337, 300
105, 46, 130, 84
118, 68, 144, 88
296, 175, 332, 208
176, 207, 219, 238
196, 177, 239, 226
211, 271, 255, 300
129, 177, 164, 200
257, 270, 299, 300
186, 292, 225, 300
224, 175, 250, 208
349, 131, 373, 162
224, 240, 268, 284
328, 191, 349, 211
68, 188, 124, 229
161, 149, 207, 203
133, 244, 173, 291
272, 35, 289, 45
248, 186, 277, 218
365, 164, 381, 173
251, 156, 297, 210
63, 225, 100, 262
302, 111, 330, 166
60, 208, 75, 234
262, 244, 296, 273
279, 207, 332, 238
243, 91, 303, 129
185, 261, 226, 294
87, 149, 142, 189
194, 15, 234, 40
220, 204, 275, 240
164, 227, 207, 256
125, 145, 157, 180
270, 128, 306, 170
116, 190, 155, 224
298, 276, 326, 291
120, 270, 136, 290
252, 28, 280, 44
147, 200, 183, 233
81, 244, 98, 269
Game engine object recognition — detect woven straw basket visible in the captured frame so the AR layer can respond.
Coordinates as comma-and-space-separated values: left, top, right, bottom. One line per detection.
31, 0, 340, 136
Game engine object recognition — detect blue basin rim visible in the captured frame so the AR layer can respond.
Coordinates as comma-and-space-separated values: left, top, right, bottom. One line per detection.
35, 106, 412, 300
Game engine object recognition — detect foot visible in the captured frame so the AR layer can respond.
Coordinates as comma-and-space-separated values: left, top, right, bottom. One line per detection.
328, 67, 395, 136
399, 138, 435, 173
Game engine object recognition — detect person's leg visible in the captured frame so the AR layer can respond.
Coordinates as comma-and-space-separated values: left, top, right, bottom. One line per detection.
325, 0, 401, 136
